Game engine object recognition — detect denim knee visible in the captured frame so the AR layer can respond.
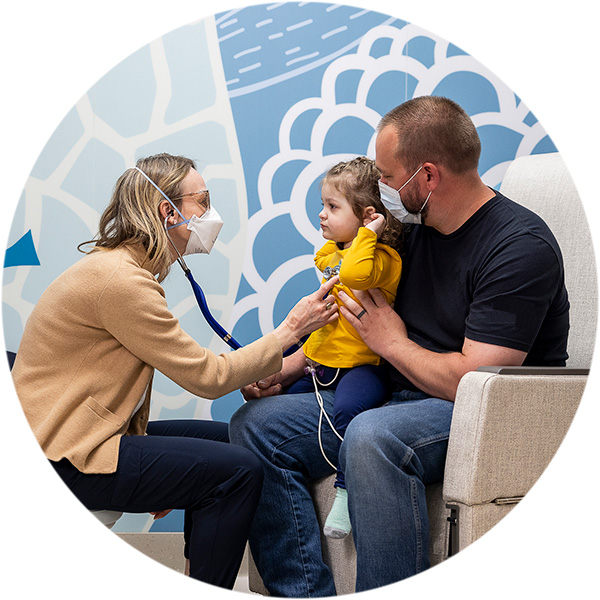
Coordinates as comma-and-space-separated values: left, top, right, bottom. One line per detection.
341, 411, 413, 479
229, 400, 256, 445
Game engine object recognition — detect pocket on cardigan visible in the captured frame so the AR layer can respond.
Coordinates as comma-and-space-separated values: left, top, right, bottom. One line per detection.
56, 396, 127, 472
83, 396, 125, 427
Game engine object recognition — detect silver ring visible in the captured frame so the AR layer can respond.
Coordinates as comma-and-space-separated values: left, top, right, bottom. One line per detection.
356, 309, 367, 320
325, 302, 333, 310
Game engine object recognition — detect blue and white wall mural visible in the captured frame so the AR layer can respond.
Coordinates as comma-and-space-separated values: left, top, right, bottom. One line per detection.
3, 2, 558, 534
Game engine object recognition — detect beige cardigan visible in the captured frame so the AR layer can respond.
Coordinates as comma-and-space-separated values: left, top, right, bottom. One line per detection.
12, 245, 282, 474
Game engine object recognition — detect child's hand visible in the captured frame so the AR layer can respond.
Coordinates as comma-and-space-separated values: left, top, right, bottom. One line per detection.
364, 212, 385, 237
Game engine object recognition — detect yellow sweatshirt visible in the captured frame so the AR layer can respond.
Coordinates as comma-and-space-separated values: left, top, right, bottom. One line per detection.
303, 227, 402, 368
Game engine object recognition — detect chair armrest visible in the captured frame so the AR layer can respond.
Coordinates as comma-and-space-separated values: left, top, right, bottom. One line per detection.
477, 366, 589, 376
443, 369, 586, 506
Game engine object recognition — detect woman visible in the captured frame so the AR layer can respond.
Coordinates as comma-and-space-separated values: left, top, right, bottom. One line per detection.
12, 153, 339, 589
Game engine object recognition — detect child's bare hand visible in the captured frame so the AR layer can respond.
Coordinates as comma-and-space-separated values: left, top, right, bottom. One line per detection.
364, 212, 385, 237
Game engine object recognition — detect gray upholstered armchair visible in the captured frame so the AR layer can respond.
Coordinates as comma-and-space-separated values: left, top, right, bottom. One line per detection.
249, 152, 596, 595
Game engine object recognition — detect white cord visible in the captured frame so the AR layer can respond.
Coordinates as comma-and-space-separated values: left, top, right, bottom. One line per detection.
307, 362, 343, 469
315, 366, 340, 388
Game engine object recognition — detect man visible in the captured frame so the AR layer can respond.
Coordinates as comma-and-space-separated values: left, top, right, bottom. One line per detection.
229, 96, 569, 595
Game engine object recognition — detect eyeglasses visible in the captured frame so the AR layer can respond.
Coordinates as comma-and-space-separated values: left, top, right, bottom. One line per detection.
171, 190, 210, 211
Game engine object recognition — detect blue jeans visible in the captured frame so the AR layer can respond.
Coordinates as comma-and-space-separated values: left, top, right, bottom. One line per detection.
229, 390, 453, 596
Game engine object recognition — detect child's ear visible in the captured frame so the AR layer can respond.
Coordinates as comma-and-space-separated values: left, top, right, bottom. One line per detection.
362, 205, 375, 225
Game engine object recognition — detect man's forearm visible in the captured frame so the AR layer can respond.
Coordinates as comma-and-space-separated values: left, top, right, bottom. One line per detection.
383, 335, 527, 402
383, 337, 464, 401
338, 289, 527, 401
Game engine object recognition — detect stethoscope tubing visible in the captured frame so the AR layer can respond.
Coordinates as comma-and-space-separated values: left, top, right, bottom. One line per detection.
185, 268, 241, 350
184, 266, 305, 358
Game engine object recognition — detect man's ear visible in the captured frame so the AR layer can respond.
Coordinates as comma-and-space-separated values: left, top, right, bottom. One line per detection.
423, 162, 440, 189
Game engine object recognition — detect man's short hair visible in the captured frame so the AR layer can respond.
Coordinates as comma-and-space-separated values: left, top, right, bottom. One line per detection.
379, 96, 481, 174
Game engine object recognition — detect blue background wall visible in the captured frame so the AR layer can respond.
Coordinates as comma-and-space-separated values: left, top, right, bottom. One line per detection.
3, 2, 558, 534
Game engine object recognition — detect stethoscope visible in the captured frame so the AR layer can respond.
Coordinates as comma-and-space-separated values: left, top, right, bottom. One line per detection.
136, 167, 340, 468
165, 221, 305, 358
134, 165, 305, 358
171, 229, 340, 463
171, 230, 340, 466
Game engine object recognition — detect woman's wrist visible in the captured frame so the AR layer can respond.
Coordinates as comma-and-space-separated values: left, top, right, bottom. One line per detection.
272, 320, 302, 354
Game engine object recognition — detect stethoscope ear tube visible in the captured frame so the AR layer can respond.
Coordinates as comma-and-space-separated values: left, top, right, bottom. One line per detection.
184, 268, 305, 357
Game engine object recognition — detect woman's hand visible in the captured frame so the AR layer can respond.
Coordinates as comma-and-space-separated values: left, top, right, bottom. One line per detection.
241, 372, 284, 400
272, 276, 339, 353
244, 277, 340, 400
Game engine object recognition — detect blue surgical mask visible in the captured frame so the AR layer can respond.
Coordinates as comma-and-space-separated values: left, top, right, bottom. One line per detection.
378, 165, 431, 224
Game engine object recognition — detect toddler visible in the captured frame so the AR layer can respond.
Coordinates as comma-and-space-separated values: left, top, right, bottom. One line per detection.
285, 156, 403, 538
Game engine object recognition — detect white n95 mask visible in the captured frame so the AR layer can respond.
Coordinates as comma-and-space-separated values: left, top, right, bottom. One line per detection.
378, 165, 431, 224
134, 166, 223, 255
184, 206, 224, 255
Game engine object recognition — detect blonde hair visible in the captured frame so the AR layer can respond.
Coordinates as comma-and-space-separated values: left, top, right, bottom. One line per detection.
79, 153, 195, 282
322, 156, 404, 255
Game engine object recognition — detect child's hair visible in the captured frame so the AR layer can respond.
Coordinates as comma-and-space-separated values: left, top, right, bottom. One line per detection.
322, 156, 404, 255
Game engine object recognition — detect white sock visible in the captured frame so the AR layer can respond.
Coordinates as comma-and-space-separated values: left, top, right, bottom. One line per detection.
323, 487, 351, 539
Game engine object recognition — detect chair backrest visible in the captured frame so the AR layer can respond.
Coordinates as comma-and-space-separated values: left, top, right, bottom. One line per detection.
499, 152, 597, 368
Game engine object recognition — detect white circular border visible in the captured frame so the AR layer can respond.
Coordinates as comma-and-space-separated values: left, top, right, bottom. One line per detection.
2, 1, 597, 598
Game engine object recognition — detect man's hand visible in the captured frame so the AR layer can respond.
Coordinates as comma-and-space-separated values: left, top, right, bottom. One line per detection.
337, 288, 405, 359
338, 288, 526, 401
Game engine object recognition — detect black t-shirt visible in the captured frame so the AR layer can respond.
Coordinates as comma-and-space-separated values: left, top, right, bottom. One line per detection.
390, 191, 570, 393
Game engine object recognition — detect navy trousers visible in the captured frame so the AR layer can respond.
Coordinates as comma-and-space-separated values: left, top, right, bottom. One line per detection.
51, 419, 263, 589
